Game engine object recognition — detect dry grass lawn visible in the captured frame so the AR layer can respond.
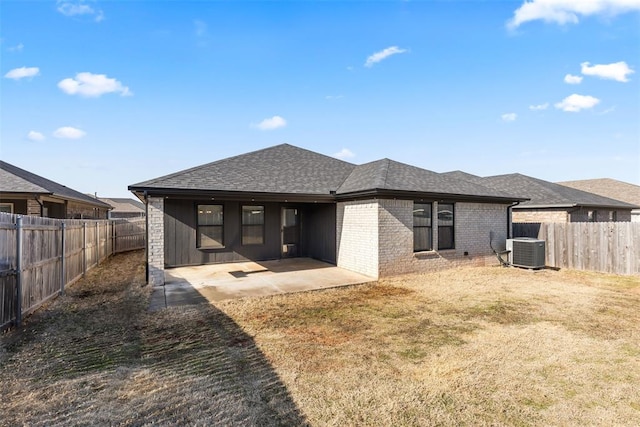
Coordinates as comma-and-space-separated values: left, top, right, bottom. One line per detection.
1, 251, 639, 426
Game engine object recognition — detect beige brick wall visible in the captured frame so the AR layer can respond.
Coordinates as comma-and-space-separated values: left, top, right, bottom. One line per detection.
513, 209, 568, 223
27, 199, 41, 216
514, 208, 633, 223
378, 200, 508, 276
336, 200, 379, 278
147, 196, 165, 286
337, 198, 509, 278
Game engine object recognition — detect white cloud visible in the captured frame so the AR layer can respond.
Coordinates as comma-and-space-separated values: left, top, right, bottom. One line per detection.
27, 131, 45, 141
501, 113, 518, 122
333, 148, 355, 159
365, 46, 408, 67
564, 74, 583, 84
254, 116, 287, 130
57, 0, 104, 22
194, 20, 207, 37
4, 66, 39, 80
529, 103, 549, 111
596, 106, 617, 115
8, 43, 24, 52
581, 61, 634, 82
193, 20, 209, 47
325, 95, 344, 100
58, 72, 132, 97
507, 0, 640, 29
53, 126, 86, 139
554, 94, 600, 112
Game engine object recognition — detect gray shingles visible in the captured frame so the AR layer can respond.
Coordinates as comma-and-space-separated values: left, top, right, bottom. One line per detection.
131, 144, 357, 195
130, 144, 526, 201
0, 161, 112, 208
481, 173, 637, 209
338, 159, 521, 199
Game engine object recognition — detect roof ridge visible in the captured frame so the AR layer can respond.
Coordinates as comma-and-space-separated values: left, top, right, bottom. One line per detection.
381, 158, 391, 188
132, 143, 357, 188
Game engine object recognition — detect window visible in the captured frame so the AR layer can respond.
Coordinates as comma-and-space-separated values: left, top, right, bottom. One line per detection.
242, 205, 264, 245
0, 203, 13, 214
413, 203, 432, 251
609, 211, 617, 222
197, 204, 224, 248
588, 210, 597, 222
437, 203, 455, 250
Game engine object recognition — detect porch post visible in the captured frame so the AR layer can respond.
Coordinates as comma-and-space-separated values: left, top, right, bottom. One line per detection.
147, 196, 165, 286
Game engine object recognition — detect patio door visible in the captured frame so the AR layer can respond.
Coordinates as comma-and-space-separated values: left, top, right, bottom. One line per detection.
281, 207, 299, 257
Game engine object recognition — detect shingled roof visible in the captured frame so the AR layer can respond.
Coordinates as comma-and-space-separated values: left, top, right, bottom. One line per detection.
98, 197, 145, 213
131, 144, 355, 195
480, 173, 638, 209
0, 161, 112, 209
337, 159, 519, 199
557, 178, 640, 208
130, 144, 525, 202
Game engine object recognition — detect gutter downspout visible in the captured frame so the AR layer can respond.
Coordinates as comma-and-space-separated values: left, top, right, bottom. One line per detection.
507, 201, 521, 239
34, 196, 45, 216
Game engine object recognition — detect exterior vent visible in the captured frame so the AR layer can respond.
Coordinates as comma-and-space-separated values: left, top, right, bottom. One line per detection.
506, 238, 546, 269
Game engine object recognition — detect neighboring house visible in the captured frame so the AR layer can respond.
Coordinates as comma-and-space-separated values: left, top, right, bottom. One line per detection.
557, 178, 640, 223
98, 197, 146, 219
0, 161, 111, 219
443, 171, 637, 223
129, 144, 526, 285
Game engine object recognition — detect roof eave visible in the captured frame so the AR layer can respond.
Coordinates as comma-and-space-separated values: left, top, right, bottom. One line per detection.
128, 187, 336, 203
335, 188, 527, 203
516, 203, 637, 210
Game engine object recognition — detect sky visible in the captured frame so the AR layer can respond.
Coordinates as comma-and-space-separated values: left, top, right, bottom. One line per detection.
1, 0, 639, 198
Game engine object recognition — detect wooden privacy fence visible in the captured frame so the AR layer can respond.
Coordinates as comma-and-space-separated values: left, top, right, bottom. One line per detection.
0, 213, 145, 331
513, 222, 640, 275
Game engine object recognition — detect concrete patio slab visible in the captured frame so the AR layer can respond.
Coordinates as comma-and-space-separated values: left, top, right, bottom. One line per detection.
150, 258, 374, 310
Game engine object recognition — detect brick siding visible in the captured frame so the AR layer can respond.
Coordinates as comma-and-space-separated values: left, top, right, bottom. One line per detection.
147, 196, 165, 286
336, 200, 379, 278
27, 199, 41, 216
337, 198, 509, 278
514, 208, 632, 223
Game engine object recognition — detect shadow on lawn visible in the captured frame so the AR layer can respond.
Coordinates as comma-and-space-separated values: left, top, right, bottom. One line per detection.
0, 251, 308, 426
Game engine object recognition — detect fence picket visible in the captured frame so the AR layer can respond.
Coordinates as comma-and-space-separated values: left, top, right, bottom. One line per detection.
513, 221, 639, 275
0, 213, 145, 330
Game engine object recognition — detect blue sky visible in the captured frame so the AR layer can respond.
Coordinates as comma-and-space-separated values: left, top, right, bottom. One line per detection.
1, 0, 639, 198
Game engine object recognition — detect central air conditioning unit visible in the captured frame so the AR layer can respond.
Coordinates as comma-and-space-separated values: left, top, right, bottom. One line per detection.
506, 238, 546, 269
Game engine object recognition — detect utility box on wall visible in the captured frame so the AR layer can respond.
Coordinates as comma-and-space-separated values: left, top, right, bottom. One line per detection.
506, 238, 546, 269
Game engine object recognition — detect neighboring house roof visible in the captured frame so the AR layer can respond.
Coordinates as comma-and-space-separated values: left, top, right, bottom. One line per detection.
0, 161, 112, 209
557, 178, 640, 208
129, 144, 525, 203
98, 197, 145, 214
479, 173, 638, 209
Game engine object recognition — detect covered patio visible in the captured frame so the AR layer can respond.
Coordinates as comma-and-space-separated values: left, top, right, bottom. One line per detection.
149, 257, 374, 310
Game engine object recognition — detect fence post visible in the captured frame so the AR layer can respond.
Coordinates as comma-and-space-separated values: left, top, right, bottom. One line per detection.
83, 222, 87, 276
15, 216, 23, 327
60, 222, 66, 296
95, 222, 99, 265
113, 220, 118, 254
